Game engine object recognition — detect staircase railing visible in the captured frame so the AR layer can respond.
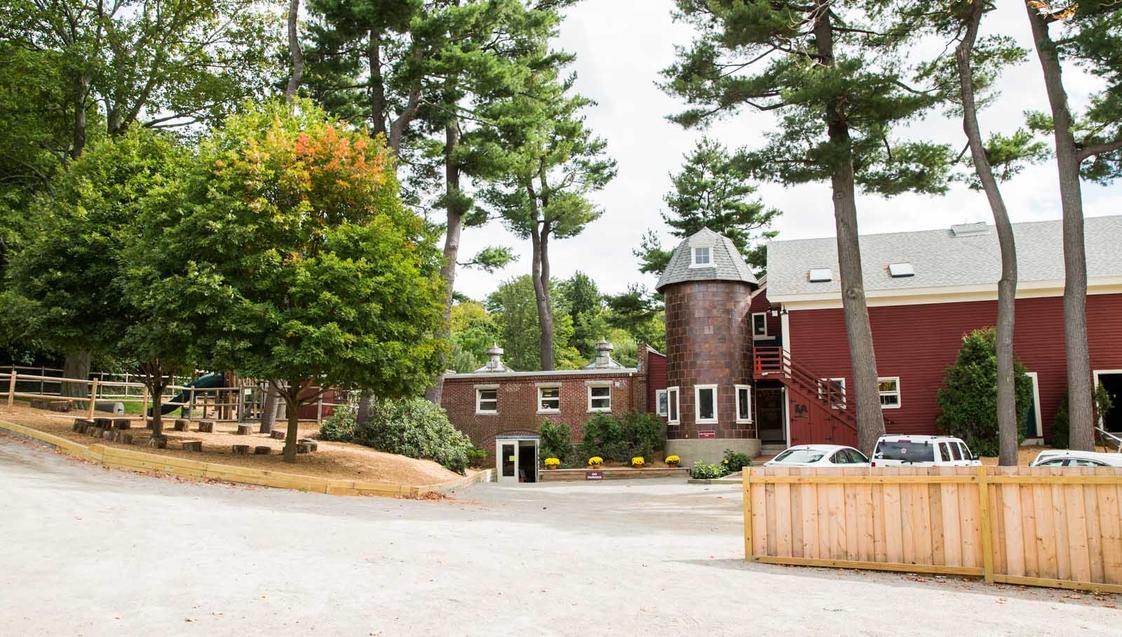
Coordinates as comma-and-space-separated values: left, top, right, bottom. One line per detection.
754, 346, 856, 430
1096, 426, 1122, 453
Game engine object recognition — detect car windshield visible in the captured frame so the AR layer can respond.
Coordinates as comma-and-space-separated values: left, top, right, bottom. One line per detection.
874, 441, 935, 462
772, 449, 826, 464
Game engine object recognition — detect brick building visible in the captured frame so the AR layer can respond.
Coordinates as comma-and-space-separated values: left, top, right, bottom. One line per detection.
442, 216, 1122, 480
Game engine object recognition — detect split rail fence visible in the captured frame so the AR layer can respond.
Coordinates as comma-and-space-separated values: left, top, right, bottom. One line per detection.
743, 466, 1122, 594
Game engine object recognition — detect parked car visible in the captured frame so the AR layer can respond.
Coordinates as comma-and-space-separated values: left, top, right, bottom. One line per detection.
871, 435, 981, 468
1029, 450, 1122, 468
765, 444, 869, 467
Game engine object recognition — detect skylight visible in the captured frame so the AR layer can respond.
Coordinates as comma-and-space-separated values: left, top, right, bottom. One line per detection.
808, 268, 832, 283
888, 262, 915, 278
951, 222, 990, 237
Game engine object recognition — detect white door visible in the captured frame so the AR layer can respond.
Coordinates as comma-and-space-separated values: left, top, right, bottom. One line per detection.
496, 440, 519, 484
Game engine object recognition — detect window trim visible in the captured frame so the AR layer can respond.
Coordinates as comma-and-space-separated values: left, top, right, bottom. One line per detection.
536, 384, 561, 414
695, 384, 719, 424
655, 389, 669, 418
734, 384, 753, 424
587, 383, 613, 413
690, 246, 712, 268
666, 386, 680, 425
751, 312, 769, 340
475, 386, 498, 415
877, 376, 902, 410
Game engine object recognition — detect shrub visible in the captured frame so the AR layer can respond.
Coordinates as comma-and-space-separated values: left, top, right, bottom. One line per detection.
722, 449, 752, 473
318, 403, 356, 442
689, 462, 729, 480
577, 411, 665, 462
1051, 384, 1114, 449
540, 420, 574, 464
936, 327, 1034, 457
620, 411, 666, 460
352, 397, 475, 474
466, 446, 488, 468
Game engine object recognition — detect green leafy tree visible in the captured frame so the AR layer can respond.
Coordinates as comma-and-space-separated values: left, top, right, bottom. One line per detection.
143, 100, 447, 462
604, 285, 666, 352
448, 300, 501, 372
637, 138, 779, 276
556, 272, 609, 361
1023, 1, 1122, 451
662, 1, 955, 452
486, 275, 579, 371
936, 328, 1034, 457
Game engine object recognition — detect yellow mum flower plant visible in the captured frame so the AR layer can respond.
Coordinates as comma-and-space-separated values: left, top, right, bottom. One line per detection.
631, 456, 645, 467
544, 457, 561, 468
665, 455, 681, 466
587, 456, 603, 466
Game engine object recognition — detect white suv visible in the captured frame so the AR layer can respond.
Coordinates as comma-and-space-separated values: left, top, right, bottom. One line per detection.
871, 435, 981, 468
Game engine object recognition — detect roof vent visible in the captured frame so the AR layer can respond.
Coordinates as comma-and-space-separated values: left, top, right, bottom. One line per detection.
951, 222, 990, 237
808, 268, 832, 283
475, 344, 511, 373
888, 262, 915, 278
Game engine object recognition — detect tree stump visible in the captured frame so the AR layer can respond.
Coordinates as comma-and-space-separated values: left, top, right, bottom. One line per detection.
232, 444, 250, 455
197, 421, 215, 433
173, 419, 190, 432
94, 417, 113, 429
112, 418, 131, 430
235, 424, 252, 436
119, 433, 134, 445
296, 441, 316, 454
269, 430, 285, 440
146, 436, 167, 449
253, 446, 271, 455
298, 438, 318, 452
103, 430, 117, 441
72, 419, 90, 432
181, 440, 203, 452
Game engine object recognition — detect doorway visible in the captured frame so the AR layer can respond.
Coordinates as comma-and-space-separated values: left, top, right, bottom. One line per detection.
496, 436, 539, 484
1022, 372, 1042, 438
1093, 371, 1122, 433
755, 386, 786, 444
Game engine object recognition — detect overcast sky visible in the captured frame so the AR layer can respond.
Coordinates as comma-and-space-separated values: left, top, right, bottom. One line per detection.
451, 0, 1122, 301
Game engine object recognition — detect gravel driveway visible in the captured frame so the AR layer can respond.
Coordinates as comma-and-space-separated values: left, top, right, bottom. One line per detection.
1, 432, 1118, 636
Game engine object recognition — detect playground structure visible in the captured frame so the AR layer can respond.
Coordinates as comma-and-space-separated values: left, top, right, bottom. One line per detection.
1, 365, 351, 424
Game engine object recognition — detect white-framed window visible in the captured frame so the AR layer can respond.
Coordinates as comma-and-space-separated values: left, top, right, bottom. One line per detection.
690, 246, 712, 267
735, 385, 753, 423
667, 386, 680, 424
655, 389, 669, 417
751, 312, 769, 340
878, 377, 901, 409
587, 383, 612, 412
695, 384, 718, 424
475, 386, 498, 414
818, 378, 846, 409
537, 385, 561, 413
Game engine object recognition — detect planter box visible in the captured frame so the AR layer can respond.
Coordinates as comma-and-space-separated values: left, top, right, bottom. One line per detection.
539, 467, 689, 482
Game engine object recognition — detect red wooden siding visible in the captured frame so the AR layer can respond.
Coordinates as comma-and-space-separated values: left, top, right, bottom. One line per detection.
787, 293, 1122, 439
749, 289, 782, 343
645, 349, 667, 419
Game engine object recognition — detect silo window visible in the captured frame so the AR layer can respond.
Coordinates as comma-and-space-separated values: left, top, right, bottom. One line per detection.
695, 385, 718, 424
691, 246, 711, 267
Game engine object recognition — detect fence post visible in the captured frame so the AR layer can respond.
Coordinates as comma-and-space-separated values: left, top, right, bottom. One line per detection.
141, 385, 149, 423
87, 378, 100, 420
977, 466, 994, 584
316, 394, 324, 424
7, 370, 16, 409
743, 468, 753, 561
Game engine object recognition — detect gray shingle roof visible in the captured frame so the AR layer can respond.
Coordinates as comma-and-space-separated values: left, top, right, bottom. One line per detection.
766, 215, 1122, 301
655, 228, 759, 292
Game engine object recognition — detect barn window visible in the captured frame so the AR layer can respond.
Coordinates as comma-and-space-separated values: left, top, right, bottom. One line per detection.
655, 389, 669, 417
588, 384, 612, 412
735, 385, 753, 423
691, 246, 712, 267
537, 385, 560, 413
667, 386, 680, 424
475, 387, 498, 414
751, 312, 769, 339
878, 377, 901, 409
695, 385, 718, 424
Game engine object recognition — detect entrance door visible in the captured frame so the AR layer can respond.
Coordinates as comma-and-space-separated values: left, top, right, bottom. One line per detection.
1094, 372, 1122, 433
495, 438, 539, 484
498, 440, 518, 484
755, 387, 786, 444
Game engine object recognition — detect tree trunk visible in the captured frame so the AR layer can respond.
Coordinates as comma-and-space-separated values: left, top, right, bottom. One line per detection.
368, 30, 388, 139
282, 389, 301, 463
149, 383, 164, 439
61, 349, 91, 398
70, 74, 89, 159
813, 2, 884, 454
530, 221, 554, 370
1025, 4, 1093, 451
259, 383, 278, 433
425, 119, 464, 404
959, 0, 1019, 466
284, 0, 304, 102
356, 392, 374, 427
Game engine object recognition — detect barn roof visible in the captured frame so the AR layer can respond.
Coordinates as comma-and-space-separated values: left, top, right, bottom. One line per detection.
655, 227, 759, 292
766, 215, 1122, 302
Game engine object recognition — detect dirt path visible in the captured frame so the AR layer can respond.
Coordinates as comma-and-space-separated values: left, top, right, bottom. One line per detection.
1, 433, 1118, 636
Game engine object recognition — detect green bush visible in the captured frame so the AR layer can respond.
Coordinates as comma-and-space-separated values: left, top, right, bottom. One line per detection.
318, 403, 356, 442
620, 411, 666, 460
539, 420, 574, 464
466, 446, 488, 468
576, 411, 665, 462
722, 448, 752, 473
1050, 384, 1114, 449
352, 397, 475, 474
936, 327, 1034, 457
689, 462, 729, 480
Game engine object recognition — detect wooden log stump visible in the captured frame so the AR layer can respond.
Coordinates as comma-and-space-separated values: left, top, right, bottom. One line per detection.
235, 424, 252, 436
269, 430, 285, 440
197, 421, 215, 433
173, 420, 189, 432
296, 441, 316, 454
181, 440, 203, 452
119, 433, 134, 445
112, 418, 131, 430
253, 446, 271, 455
72, 418, 89, 432
103, 430, 116, 441
298, 439, 318, 452
232, 444, 250, 455
146, 436, 167, 449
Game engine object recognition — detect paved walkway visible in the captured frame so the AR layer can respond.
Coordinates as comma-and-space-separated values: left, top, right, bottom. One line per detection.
1, 432, 1118, 636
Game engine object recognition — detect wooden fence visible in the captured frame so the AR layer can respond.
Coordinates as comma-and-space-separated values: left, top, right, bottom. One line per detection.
743, 466, 1122, 594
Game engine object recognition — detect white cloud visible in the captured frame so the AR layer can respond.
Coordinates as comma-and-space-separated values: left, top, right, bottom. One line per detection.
451, 0, 1122, 301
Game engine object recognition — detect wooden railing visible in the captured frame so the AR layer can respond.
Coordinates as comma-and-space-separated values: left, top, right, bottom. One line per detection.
753, 346, 856, 428
744, 465, 1122, 594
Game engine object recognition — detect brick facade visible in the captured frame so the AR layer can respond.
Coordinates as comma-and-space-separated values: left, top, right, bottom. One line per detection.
663, 280, 755, 440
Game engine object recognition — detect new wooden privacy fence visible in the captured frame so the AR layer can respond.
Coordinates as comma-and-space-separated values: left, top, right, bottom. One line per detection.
743, 466, 1122, 594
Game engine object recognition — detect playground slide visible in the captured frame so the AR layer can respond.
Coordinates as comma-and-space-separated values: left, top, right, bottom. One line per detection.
148, 372, 226, 416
